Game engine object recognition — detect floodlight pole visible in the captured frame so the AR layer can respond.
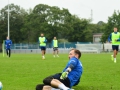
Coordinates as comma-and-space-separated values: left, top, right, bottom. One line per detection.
8, 0, 10, 38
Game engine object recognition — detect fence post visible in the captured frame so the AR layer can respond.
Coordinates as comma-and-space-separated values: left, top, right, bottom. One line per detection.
64, 42, 65, 49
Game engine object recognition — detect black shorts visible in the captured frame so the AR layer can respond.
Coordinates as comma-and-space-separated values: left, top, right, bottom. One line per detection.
39, 46, 46, 50
53, 47, 58, 51
47, 73, 70, 88
112, 45, 119, 51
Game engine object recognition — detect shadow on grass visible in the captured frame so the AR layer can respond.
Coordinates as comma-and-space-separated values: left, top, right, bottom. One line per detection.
72, 85, 102, 90
72, 85, 90, 90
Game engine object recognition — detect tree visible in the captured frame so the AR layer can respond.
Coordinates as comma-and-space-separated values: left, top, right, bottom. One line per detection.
66, 15, 90, 42
101, 10, 120, 42
0, 4, 27, 43
22, 4, 73, 42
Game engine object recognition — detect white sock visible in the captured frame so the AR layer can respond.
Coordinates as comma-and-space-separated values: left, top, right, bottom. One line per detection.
114, 58, 116, 61
51, 88, 60, 90
42, 56, 45, 58
58, 83, 69, 90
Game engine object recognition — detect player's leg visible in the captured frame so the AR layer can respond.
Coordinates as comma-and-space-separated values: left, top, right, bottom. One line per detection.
36, 84, 61, 90
53, 48, 55, 57
114, 51, 116, 63
44, 47, 46, 55
9, 49, 11, 57
42, 50, 45, 59
36, 84, 45, 90
113, 50, 117, 63
114, 46, 119, 63
6, 49, 8, 56
43, 73, 70, 90
112, 45, 117, 63
43, 47, 46, 59
111, 45, 115, 61
56, 48, 59, 57
116, 45, 119, 55
51, 79, 70, 90
40, 47, 45, 59
43, 85, 61, 90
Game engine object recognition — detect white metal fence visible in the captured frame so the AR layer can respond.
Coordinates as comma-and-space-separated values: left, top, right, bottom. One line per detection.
76, 44, 103, 53
11, 48, 71, 54
9, 43, 119, 53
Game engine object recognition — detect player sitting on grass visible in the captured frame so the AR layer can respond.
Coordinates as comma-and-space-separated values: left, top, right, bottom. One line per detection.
36, 48, 83, 90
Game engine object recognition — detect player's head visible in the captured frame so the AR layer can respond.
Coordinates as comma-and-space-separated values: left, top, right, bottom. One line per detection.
6, 36, 9, 40
114, 27, 117, 32
36, 84, 44, 90
54, 36, 56, 40
69, 48, 81, 59
40, 33, 44, 37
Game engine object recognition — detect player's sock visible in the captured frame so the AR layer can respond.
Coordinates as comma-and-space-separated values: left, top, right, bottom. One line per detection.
114, 58, 116, 63
58, 83, 69, 90
42, 56, 45, 59
56, 55, 59, 57
51, 88, 60, 90
111, 55, 113, 61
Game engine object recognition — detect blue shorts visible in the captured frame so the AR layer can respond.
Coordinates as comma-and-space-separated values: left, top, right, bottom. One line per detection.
39, 46, 46, 50
43, 73, 70, 88
53, 47, 58, 51
112, 45, 119, 51
52, 73, 70, 88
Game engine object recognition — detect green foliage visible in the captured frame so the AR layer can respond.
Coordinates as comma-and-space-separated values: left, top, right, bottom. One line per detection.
0, 3, 108, 43
0, 53, 120, 90
101, 10, 120, 42
58, 39, 68, 43
0, 4, 28, 43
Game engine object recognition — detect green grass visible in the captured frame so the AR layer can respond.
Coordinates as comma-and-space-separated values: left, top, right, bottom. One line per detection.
0, 53, 120, 90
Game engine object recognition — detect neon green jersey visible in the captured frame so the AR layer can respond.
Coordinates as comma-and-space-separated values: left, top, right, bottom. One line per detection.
112, 32, 120, 45
53, 40, 58, 47
39, 37, 46, 46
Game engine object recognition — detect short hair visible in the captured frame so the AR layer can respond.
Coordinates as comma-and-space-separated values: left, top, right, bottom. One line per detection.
70, 48, 81, 59
36, 84, 44, 90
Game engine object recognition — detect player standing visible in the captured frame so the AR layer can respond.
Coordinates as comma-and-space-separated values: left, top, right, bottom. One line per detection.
5, 36, 12, 57
108, 27, 120, 63
52, 37, 59, 57
39, 33, 47, 59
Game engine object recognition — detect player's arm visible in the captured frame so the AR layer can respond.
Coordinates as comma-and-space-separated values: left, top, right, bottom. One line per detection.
115, 38, 120, 41
10, 40, 12, 45
114, 33, 120, 41
65, 64, 74, 72
60, 64, 75, 80
116, 33, 120, 41
9, 40, 12, 46
44, 38, 47, 43
108, 33, 112, 43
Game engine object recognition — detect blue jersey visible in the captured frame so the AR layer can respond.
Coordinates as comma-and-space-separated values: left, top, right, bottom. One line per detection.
5, 39, 12, 49
62, 57, 83, 88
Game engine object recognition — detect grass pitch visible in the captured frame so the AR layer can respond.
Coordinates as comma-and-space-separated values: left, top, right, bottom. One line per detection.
0, 53, 120, 90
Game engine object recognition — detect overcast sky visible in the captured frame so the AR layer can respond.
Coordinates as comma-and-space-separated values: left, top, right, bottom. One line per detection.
0, 0, 120, 23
